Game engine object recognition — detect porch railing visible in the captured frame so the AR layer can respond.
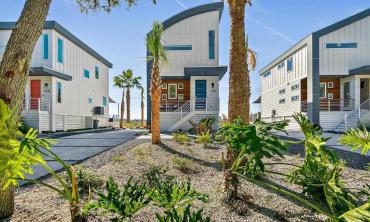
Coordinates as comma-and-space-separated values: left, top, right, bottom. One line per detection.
160, 97, 219, 113
301, 99, 355, 112
23, 97, 50, 112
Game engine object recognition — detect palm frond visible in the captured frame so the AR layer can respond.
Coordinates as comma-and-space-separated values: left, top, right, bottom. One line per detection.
339, 128, 370, 155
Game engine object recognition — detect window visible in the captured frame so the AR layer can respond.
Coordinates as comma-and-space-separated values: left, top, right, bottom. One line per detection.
320, 83, 326, 98
263, 71, 271, 77
291, 95, 299, 102
161, 83, 167, 89
161, 94, 167, 100
291, 84, 299, 91
57, 38, 63, 63
209, 30, 215, 59
327, 82, 334, 88
84, 69, 90, 79
327, 93, 334, 100
103, 96, 107, 106
178, 82, 184, 89
279, 98, 285, 104
57, 82, 62, 103
279, 89, 285, 95
278, 61, 285, 69
326, 43, 357, 48
95, 66, 99, 79
88, 97, 93, 103
178, 94, 184, 101
287, 57, 293, 72
164, 45, 192, 50
168, 84, 177, 99
43, 34, 49, 59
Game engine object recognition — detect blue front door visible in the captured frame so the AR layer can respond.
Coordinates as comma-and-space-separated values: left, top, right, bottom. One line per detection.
195, 80, 207, 110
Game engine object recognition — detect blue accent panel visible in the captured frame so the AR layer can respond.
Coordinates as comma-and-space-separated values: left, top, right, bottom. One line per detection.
287, 57, 293, 72
43, 34, 48, 59
326, 43, 357, 48
57, 38, 63, 63
88, 97, 93, 103
195, 80, 207, 110
209, 30, 215, 59
57, 82, 62, 103
103, 96, 107, 106
164, 45, 192, 50
84, 69, 90, 79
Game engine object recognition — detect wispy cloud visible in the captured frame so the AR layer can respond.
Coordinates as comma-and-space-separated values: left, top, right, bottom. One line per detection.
174, 0, 187, 9
248, 15, 295, 44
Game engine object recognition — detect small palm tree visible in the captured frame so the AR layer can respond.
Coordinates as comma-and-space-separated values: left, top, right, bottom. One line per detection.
146, 21, 167, 144
138, 85, 145, 128
113, 73, 126, 128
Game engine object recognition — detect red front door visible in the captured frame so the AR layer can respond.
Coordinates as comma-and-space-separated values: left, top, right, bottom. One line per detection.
30, 80, 41, 109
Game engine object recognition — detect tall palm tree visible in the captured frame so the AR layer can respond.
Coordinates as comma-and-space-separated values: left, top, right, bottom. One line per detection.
146, 21, 167, 144
225, 0, 253, 199
137, 84, 145, 128
113, 74, 126, 128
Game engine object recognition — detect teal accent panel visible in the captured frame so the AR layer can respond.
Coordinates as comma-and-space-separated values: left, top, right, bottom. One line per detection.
95, 66, 99, 79
164, 45, 192, 50
209, 30, 215, 59
84, 69, 90, 79
43, 34, 49, 59
57, 82, 62, 103
103, 96, 107, 106
57, 38, 63, 63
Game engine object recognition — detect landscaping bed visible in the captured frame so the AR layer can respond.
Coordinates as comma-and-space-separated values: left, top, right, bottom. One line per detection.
10, 137, 369, 222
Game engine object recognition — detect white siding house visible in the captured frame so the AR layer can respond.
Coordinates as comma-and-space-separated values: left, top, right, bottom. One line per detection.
257, 8, 370, 132
0, 21, 112, 132
146, 2, 227, 132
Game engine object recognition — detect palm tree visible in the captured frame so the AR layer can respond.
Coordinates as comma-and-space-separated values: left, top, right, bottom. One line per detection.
225, 0, 253, 199
113, 73, 126, 128
146, 21, 167, 144
138, 85, 145, 128
121, 69, 141, 123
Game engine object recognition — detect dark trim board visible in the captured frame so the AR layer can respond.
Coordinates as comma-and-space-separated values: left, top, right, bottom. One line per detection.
30, 67, 72, 81
0, 21, 113, 68
349, 65, 370, 75
184, 66, 228, 80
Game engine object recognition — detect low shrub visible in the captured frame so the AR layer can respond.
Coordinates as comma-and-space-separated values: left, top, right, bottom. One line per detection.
156, 205, 210, 222
172, 156, 201, 174
172, 132, 190, 144
196, 132, 211, 146
65, 166, 104, 195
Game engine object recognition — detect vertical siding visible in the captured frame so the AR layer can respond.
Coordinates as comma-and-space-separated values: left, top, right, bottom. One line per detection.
319, 16, 370, 75
261, 46, 308, 118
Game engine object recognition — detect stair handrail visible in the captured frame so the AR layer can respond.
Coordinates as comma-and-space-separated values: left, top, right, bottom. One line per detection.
343, 99, 370, 130
358, 98, 370, 119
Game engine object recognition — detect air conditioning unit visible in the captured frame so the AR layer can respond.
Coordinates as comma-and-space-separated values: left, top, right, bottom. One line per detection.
93, 106, 105, 115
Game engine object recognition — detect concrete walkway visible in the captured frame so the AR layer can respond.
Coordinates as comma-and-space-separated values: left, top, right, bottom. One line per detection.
25, 129, 145, 181
274, 130, 370, 156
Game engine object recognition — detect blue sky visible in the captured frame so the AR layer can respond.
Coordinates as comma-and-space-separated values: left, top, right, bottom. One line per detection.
1, 0, 369, 119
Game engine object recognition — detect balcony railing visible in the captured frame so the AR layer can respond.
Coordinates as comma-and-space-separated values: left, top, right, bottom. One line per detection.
301, 99, 355, 112
23, 97, 50, 112
160, 97, 219, 113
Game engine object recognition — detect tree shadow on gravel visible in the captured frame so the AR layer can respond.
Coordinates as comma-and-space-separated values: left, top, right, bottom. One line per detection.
157, 142, 222, 170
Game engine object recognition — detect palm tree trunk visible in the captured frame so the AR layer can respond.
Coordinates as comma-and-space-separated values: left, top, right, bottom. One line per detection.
224, 0, 250, 199
120, 91, 125, 128
126, 88, 131, 123
150, 62, 161, 144
141, 99, 145, 128
0, 0, 52, 218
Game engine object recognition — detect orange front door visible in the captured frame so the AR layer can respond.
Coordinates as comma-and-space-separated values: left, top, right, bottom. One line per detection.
30, 80, 41, 109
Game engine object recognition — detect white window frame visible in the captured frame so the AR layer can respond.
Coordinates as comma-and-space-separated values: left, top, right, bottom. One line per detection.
320, 83, 327, 98
161, 94, 167, 100
178, 82, 184, 89
327, 93, 334, 100
178, 94, 184, 101
327, 82, 334, 89
168, 84, 177, 100
161, 83, 167, 89
291, 95, 299, 102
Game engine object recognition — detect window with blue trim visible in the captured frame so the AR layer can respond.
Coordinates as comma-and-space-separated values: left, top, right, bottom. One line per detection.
57, 82, 62, 103
57, 38, 63, 63
43, 34, 49, 59
95, 66, 99, 79
103, 96, 107, 106
209, 30, 215, 60
84, 69, 90, 79
164, 45, 192, 50
88, 97, 93, 104
287, 57, 293, 72
326, 43, 357, 48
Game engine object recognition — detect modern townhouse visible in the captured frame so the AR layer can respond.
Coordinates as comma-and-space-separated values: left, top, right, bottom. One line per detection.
0, 21, 113, 132
146, 2, 227, 132
256, 8, 370, 132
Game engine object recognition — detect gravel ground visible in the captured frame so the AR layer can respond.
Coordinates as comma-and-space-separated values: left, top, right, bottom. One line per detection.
8, 137, 370, 222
